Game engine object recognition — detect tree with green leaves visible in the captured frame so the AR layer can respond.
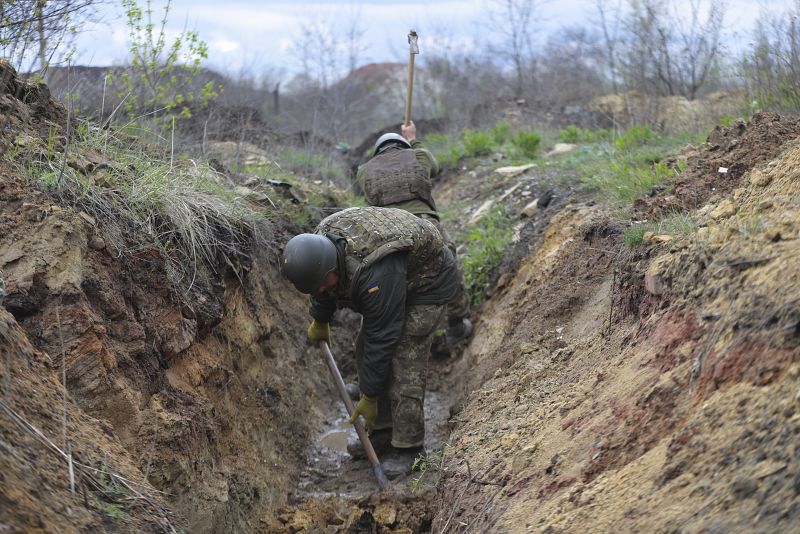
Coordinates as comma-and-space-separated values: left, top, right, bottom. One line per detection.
110, 0, 220, 129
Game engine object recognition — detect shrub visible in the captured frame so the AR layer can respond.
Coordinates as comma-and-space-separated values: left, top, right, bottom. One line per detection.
558, 125, 613, 144
513, 130, 541, 158
558, 125, 582, 143
425, 132, 465, 167
462, 205, 514, 305
492, 121, 512, 145
462, 129, 494, 157
614, 125, 654, 151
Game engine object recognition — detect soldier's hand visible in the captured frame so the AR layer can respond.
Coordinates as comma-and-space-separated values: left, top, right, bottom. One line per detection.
348, 394, 378, 431
402, 121, 416, 142
307, 320, 331, 346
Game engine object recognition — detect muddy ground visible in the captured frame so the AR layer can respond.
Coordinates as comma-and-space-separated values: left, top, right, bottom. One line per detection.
1, 59, 799, 534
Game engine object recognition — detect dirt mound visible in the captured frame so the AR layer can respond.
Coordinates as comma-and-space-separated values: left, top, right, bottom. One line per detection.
0, 59, 68, 147
430, 117, 800, 531
0, 307, 177, 532
635, 112, 800, 217
0, 60, 346, 532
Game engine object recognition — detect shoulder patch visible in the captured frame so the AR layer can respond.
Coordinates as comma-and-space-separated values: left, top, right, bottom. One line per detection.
367, 283, 380, 294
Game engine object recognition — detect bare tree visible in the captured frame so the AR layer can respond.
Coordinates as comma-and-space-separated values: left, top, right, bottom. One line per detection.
594, 0, 725, 100
485, 0, 544, 99
741, 0, 800, 113
0, 0, 102, 75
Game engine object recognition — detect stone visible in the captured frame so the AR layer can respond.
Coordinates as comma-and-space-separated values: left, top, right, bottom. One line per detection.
494, 163, 536, 177
373, 503, 397, 526
78, 211, 96, 226
754, 460, 787, 479
749, 168, 773, 187
521, 198, 539, 218
546, 143, 577, 156
644, 254, 674, 296
710, 199, 736, 220
468, 199, 494, 225
731, 476, 758, 498
88, 236, 106, 251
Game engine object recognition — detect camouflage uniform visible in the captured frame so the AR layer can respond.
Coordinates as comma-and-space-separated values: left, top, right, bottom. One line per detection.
357, 141, 470, 321
309, 207, 457, 448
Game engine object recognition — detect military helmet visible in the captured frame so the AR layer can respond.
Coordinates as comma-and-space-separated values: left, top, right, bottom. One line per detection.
373, 132, 411, 156
282, 233, 338, 294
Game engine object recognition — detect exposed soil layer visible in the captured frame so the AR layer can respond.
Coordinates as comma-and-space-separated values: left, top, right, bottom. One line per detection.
635, 111, 800, 218
430, 119, 800, 532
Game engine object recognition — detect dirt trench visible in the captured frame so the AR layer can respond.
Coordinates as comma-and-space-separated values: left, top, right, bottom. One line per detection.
428, 120, 800, 532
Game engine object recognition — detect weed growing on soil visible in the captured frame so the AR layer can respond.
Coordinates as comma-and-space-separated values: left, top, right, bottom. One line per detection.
462, 129, 495, 157
624, 212, 698, 246
579, 129, 690, 205
462, 205, 514, 305
557, 125, 612, 144
513, 131, 542, 158
12, 120, 270, 292
410, 447, 446, 493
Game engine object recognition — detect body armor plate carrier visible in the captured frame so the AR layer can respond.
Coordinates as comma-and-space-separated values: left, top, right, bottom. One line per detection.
361, 149, 437, 212
316, 207, 445, 301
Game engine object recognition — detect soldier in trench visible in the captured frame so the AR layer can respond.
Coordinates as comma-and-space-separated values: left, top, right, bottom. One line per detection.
282, 206, 458, 476
356, 120, 472, 351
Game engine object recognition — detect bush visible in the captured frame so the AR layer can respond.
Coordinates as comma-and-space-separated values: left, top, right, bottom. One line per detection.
462, 205, 514, 305
492, 121, 512, 145
462, 129, 494, 157
513, 131, 541, 158
425, 132, 465, 167
614, 125, 654, 151
558, 125, 612, 144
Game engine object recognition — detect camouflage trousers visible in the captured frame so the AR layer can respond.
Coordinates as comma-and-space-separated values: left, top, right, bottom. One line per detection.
419, 214, 470, 321
355, 304, 444, 448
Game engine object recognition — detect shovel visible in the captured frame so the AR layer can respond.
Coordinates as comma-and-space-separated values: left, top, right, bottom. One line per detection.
320, 341, 389, 489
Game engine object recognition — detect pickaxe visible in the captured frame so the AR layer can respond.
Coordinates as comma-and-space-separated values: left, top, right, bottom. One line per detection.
404, 30, 419, 126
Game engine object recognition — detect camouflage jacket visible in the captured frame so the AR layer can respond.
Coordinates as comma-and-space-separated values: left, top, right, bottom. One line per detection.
309, 207, 456, 395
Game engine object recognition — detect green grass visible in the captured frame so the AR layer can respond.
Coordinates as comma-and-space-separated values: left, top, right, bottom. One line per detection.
623, 211, 698, 247
462, 205, 515, 305
461, 129, 494, 157
8, 119, 273, 294
410, 446, 446, 493
557, 125, 612, 144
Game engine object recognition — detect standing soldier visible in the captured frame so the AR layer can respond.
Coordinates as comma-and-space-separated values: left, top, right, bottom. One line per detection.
282, 207, 458, 476
357, 120, 472, 348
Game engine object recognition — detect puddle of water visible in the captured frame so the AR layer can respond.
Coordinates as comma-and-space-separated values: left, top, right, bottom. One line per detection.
318, 428, 350, 453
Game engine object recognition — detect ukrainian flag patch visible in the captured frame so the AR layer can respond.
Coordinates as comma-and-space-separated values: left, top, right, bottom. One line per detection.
367, 283, 380, 294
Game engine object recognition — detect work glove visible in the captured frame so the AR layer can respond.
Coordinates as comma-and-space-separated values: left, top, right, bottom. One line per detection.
348, 394, 378, 431
307, 320, 331, 346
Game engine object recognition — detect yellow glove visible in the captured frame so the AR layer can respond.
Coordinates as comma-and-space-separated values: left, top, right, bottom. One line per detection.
348, 394, 378, 431
307, 320, 331, 346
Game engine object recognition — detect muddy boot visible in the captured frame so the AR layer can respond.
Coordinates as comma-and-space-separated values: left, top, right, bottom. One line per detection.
345, 383, 360, 402
346, 428, 393, 459
381, 446, 424, 480
445, 317, 473, 347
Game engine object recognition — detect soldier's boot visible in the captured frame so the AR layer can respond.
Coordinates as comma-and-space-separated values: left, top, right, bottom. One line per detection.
346, 428, 393, 459
445, 317, 473, 347
381, 446, 425, 480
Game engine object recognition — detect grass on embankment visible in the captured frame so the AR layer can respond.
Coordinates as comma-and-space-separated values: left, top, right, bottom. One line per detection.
6, 119, 278, 293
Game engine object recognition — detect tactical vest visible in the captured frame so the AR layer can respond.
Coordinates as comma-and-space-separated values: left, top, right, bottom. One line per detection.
316, 207, 445, 301
361, 149, 437, 212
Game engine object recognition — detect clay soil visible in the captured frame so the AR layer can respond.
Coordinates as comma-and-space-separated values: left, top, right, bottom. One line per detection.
2, 59, 799, 534
430, 119, 800, 532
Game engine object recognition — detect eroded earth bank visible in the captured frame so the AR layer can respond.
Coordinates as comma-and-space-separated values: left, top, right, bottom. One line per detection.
1, 63, 799, 533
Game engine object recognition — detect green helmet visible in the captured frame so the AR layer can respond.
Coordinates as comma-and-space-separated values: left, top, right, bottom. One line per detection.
282, 233, 338, 294
373, 133, 411, 156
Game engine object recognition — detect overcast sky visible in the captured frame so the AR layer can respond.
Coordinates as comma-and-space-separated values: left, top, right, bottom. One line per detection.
71, 0, 792, 82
